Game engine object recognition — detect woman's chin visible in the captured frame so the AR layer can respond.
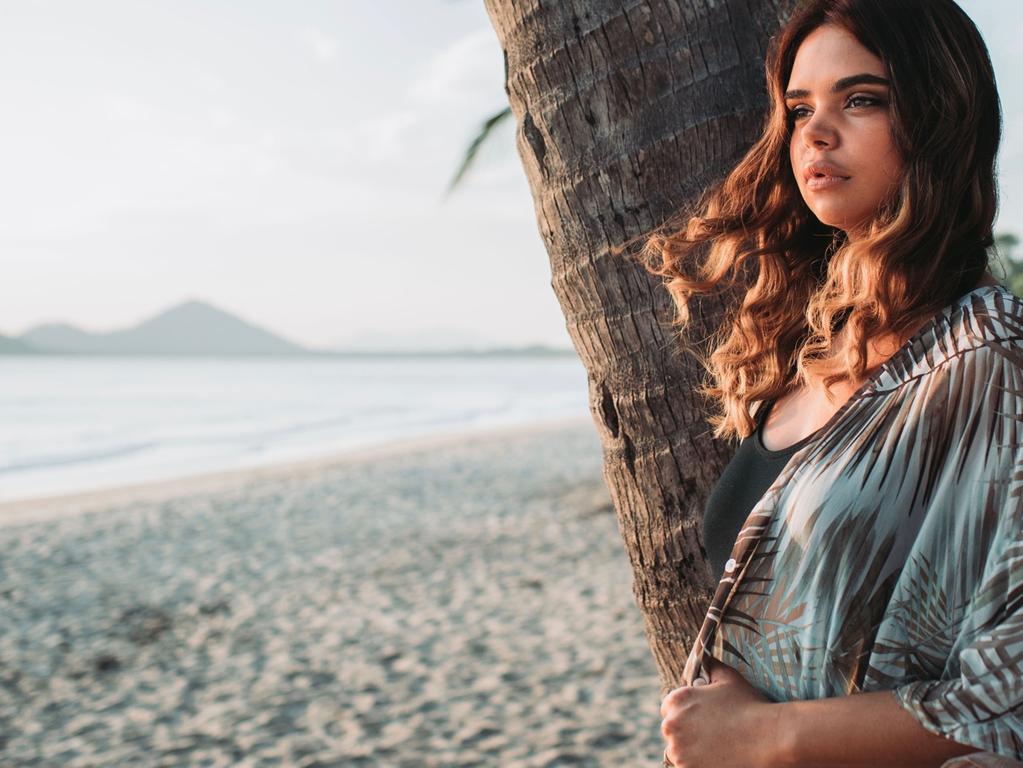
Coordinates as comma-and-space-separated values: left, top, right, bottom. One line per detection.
809, 209, 865, 234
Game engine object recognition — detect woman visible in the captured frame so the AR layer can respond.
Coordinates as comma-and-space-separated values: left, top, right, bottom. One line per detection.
637, 0, 1023, 766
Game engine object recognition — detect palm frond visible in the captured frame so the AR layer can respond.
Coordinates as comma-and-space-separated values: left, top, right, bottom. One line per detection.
444, 106, 513, 197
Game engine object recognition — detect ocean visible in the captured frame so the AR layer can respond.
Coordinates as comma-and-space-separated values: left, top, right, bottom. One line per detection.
0, 355, 590, 503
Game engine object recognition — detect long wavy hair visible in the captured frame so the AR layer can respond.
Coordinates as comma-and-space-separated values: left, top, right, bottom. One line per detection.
634, 0, 1001, 443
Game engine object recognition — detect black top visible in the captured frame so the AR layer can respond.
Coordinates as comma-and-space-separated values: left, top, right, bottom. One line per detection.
702, 398, 821, 577
700, 281, 989, 578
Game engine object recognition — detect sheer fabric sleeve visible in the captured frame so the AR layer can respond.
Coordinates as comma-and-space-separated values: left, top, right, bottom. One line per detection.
891, 495, 1023, 765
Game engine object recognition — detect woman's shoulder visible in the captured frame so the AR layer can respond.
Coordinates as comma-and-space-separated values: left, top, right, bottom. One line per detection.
935, 284, 1023, 374
868, 284, 1023, 394
965, 282, 1023, 342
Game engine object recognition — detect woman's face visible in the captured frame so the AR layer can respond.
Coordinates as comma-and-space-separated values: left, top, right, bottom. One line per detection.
786, 24, 903, 237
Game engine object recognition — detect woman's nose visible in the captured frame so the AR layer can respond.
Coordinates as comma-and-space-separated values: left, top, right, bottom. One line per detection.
802, 113, 838, 148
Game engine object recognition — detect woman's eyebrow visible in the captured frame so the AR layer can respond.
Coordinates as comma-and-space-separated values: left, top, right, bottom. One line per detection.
784, 73, 890, 100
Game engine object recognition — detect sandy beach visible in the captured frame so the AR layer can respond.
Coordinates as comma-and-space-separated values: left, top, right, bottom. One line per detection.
0, 417, 667, 767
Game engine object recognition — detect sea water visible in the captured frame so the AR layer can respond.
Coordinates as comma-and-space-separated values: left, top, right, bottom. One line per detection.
0, 355, 590, 502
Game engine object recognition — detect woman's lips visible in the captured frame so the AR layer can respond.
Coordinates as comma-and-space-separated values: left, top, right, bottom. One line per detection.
806, 175, 850, 191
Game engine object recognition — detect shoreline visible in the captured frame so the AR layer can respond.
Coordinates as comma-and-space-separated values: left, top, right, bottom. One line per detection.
0, 414, 595, 527
0, 409, 665, 765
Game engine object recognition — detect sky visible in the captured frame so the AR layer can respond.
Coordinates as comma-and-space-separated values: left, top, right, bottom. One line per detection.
1, 0, 1020, 350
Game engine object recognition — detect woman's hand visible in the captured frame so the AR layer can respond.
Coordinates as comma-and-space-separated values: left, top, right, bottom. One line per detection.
660, 655, 781, 768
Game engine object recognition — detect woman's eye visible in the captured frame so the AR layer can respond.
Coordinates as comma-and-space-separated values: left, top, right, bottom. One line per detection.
785, 95, 883, 122
847, 94, 883, 109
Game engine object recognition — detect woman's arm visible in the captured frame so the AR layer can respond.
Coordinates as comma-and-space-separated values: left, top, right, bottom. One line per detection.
772, 690, 982, 767
660, 658, 1004, 768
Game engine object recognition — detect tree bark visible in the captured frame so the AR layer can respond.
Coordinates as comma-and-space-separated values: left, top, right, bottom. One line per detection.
483, 0, 795, 691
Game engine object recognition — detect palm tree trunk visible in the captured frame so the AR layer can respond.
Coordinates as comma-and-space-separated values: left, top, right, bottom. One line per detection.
483, 0, 795, 689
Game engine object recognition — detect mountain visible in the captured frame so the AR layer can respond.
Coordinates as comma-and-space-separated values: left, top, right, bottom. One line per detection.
322, 343, 576, 358
7, 301, 575, 357
0, 333, 39, 354
16, 323, 94, 352
329, 327, 574, 355
18, 300, 308, 356
330, 326, 497, 353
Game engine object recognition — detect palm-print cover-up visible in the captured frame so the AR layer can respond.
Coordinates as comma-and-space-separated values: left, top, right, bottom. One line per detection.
681, 285, 1023, 767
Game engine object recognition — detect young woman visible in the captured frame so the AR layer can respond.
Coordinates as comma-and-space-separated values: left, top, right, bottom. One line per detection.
638, 0, 1023, 766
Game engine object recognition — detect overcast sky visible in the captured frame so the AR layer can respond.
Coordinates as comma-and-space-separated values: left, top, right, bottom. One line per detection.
1, 1, 1020, 350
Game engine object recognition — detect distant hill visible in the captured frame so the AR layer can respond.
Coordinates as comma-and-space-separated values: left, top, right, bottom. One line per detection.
18, 300, 308, 357
0, 333, 39, 354
320, 343, 576, 358
4, 300, 577, 358
329, 327, 574, 356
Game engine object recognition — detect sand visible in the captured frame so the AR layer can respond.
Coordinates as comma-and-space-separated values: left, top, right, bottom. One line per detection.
0, 418, 667, 767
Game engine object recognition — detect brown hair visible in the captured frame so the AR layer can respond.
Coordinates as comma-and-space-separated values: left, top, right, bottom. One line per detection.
633, 0, 1001, 442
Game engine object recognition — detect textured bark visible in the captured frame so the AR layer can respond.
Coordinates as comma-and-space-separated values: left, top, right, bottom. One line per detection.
483, 0, 795, 691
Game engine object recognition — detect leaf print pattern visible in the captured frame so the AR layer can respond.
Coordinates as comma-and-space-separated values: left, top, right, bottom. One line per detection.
682, 285, 1023, 765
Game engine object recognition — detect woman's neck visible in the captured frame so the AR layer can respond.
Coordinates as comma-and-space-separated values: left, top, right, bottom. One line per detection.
973, 270, 1001, 289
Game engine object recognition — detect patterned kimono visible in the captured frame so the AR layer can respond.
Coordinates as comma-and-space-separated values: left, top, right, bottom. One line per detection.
682, 285, 1023, 767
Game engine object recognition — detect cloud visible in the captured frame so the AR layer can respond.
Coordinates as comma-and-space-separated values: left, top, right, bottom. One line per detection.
297, 26, 338, 62
360, 111, 425, 160
409, 26, 504, 105
103, 95, 156, 125
319, 110, 425, 166
208, 106, 239, 129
